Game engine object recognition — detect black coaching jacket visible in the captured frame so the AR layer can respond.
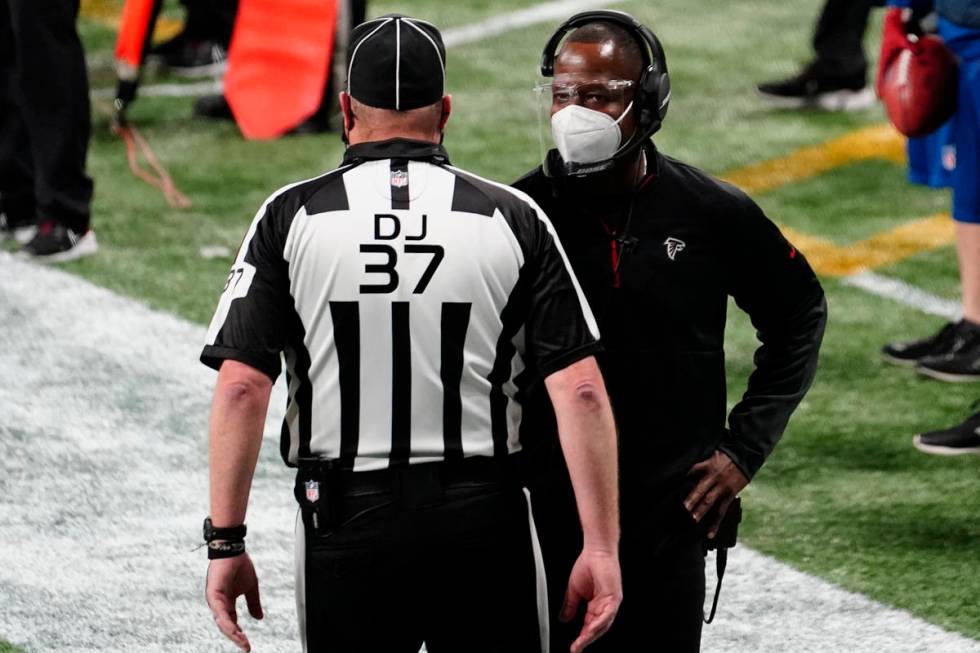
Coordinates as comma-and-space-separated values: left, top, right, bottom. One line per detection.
514, 145, 827, 508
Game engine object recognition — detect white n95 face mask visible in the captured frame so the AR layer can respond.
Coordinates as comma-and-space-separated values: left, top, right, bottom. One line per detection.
550, 102, 633, 164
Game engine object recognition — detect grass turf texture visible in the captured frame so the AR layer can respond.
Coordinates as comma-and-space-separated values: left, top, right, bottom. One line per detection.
7, 0, 975, 646
0, 642, 27, 653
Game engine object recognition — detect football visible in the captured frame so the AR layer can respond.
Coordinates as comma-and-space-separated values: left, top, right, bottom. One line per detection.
877, 27, 958, 137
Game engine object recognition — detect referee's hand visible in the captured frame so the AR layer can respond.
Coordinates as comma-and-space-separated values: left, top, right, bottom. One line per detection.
206, 553, 264, 652
560, 548, 622, 653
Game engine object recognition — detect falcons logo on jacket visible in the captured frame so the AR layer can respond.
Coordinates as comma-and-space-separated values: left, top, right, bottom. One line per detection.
664, 237, 686, 261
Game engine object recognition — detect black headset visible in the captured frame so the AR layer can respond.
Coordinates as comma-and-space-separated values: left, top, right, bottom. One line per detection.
540, 10, 671, 175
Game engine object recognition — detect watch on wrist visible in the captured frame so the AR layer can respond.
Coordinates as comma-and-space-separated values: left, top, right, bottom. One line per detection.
203, 517, 247, 543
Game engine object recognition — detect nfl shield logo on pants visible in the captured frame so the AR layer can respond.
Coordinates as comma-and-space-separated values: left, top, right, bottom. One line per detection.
305, 480, 320, 503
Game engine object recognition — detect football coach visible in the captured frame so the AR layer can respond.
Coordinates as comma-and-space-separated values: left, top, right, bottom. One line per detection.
199, 14, 622, 653
515, 10, 828, 652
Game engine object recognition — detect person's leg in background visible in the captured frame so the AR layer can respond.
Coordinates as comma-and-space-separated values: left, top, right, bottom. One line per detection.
152, 0, 236, 76
0, 0, 38, 245
7, 0, 95, 261
880, 121, 963, 369
292, 0, 352, 135
914, 21, 980, 384
951, 50, 980, 327
193, 0, 352, 133
811, 0, 878, 81
757, 0, 881, 111
912, 20, 980, 455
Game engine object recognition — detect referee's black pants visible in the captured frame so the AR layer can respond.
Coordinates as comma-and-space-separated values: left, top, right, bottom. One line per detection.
297, 463, 544, 653
0, 0, 93, 232
531, 484, 706, 653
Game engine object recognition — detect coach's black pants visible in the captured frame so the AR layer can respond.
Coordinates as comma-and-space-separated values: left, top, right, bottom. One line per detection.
298, 465, 543, 653
0, 0, 92, 232
532, 484, 706, 653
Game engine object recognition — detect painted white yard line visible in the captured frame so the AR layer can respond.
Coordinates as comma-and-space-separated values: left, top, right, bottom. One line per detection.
89, 0, 631, 100
843, 271, 961, 321
90, 79, 223, 101
1, 254, 978, 653
441, 0, 629, 48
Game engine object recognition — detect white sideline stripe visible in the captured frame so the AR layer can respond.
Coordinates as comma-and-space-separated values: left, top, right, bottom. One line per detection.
89, 0, 631, 100
90, 80, 222, 101
843, 271, 962, 321
441, 0, 630, 48
2, 257, 980, 652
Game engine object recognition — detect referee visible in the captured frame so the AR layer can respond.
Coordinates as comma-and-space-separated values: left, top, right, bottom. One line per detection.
199, 15, 622, 653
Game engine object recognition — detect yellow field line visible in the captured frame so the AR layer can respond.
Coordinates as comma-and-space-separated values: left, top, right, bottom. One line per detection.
80, 0, 184, 43
721, 123, 952, 277
781, 213, 955, 277
721, 123, 906, 195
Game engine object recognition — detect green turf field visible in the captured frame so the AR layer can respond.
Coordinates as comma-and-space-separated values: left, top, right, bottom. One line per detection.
4, 0, 978, 649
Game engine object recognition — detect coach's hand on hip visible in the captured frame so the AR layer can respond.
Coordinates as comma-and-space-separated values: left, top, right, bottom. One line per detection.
685, 450, 749, 540
206, 553, 264, 652
561, 546, 622, 653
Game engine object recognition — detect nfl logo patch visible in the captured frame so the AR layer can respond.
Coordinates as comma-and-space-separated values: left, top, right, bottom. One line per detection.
390, 170, 409, 188
305, 480, 320, 503
942, 145, 956, 172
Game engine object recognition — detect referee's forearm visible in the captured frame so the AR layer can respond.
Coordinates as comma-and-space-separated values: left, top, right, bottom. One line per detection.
545, 357, 620, 552
208, 361, 273, 528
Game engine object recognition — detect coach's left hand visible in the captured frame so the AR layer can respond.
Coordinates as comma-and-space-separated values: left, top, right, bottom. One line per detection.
684, 450, 748, 540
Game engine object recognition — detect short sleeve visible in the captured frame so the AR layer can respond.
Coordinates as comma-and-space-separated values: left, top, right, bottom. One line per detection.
201, 200, 293, 381
522, 205, 602, 377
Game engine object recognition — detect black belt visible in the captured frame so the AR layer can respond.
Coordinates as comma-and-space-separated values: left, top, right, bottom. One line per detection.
295, 455, 521, 534
297, 455, 521, 495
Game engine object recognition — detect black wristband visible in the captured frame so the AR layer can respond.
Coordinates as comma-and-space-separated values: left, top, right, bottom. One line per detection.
203, 517, 247, 543
207, 540, 246, 560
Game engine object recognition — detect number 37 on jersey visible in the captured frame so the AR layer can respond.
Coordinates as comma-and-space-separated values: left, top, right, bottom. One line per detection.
360, 213, 443, 295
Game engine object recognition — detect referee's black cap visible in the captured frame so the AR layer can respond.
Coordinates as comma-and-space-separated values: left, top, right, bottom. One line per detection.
347, 14, 447, 111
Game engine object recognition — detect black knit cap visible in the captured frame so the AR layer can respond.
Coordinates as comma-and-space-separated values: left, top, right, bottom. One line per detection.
347, 14, 447, 111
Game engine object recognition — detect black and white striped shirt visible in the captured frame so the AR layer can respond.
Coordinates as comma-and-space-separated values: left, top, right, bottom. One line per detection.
202, 139, 599, 471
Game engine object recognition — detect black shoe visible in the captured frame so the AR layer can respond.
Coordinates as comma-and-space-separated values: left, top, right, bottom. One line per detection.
882, 321, 961, 367
757, 63, 874, 111
20, 220, 98, 263
193, 94, 234, 120
916, 323, 980, 382
913, 408, 980, 455
159, 39, 227, 78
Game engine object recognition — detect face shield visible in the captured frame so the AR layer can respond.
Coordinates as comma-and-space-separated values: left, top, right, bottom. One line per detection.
534, 77, 637, 176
